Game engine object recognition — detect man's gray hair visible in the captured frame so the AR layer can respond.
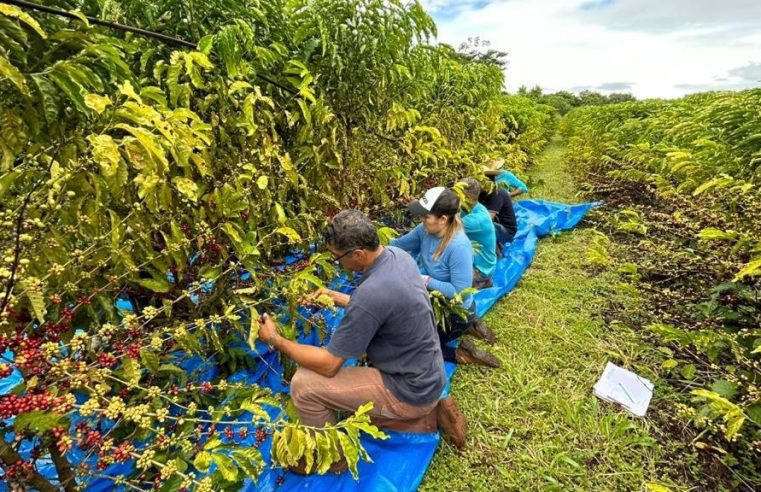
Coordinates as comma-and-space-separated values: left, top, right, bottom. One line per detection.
460, 177, 481, 202
325, 210, 380, 253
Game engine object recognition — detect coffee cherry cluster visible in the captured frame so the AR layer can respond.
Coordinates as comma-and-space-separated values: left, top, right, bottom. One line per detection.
41, 320, 72, 341
0, 363, 12, 379
224, 425, 235, 440
284, 259, 310, 272
60, 306, 75, 320
112, 442, 135, 463
51, 427, 72, 453
254, 427, 268, 448
0, 392, 66, 419
98, 353, 118, 368
114, 341, 140, 359
3, 459, 34, 480
1, 335, 49, 377
78, 428, 102, 450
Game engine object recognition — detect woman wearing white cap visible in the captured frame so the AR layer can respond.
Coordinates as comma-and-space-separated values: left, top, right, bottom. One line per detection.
390, 187, 501, 368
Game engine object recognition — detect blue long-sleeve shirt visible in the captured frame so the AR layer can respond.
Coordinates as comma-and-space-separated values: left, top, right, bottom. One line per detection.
390, 224, 473, 308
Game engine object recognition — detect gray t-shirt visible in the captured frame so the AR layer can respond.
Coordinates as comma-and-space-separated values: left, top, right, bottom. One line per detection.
327, 246, 446, 406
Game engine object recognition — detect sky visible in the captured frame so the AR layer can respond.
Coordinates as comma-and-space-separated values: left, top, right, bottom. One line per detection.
420, 0, 761, 99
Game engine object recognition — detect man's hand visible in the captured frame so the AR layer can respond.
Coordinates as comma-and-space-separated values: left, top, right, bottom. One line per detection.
302, 288, 351, 308
257, 312, 345, 377
258, 313, 279, 346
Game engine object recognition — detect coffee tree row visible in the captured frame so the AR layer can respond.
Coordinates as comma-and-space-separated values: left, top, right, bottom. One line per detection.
562, 90, 761, 485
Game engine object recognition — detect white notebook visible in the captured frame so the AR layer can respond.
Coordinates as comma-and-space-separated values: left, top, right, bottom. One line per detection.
593, 362, 654, 417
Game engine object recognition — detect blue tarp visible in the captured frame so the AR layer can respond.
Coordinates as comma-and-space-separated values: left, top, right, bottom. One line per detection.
0, 199, 596, 491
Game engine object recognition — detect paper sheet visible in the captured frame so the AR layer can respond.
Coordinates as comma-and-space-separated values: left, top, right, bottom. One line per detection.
593, 362, 654, 417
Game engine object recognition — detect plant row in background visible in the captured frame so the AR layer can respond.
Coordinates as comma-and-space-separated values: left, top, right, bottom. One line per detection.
0, 0, 557, 490
562, 89, 761, 489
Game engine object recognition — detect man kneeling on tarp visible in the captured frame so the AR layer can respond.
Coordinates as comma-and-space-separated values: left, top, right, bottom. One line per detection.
258, 210, 468, 474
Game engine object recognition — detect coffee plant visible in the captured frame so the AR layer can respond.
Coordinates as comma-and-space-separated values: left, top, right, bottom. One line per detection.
0, 0, 556, 490
562, 90, 761, 487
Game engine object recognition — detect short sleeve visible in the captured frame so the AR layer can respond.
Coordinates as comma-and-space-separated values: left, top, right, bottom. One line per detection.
326, 302, 382, 359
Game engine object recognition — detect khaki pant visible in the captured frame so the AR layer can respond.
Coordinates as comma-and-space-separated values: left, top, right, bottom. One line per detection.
290, 366, 438, 433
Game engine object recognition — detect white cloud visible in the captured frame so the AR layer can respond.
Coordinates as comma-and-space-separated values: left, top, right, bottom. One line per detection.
421, 0, 761, 98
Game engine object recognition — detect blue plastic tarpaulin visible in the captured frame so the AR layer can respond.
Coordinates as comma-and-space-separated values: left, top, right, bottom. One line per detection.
0, 199, 596, 491
242, 200, 598, 492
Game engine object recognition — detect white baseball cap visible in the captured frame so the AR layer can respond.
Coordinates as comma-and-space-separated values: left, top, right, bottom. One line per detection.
406, 187, 459, 216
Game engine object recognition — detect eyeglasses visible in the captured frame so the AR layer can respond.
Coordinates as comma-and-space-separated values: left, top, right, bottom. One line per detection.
332, 249, 358, 264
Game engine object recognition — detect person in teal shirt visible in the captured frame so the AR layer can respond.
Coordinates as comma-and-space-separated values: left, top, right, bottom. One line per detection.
496, 170, 528, 197
484, 158, 529, 197
459, 178, 497, 289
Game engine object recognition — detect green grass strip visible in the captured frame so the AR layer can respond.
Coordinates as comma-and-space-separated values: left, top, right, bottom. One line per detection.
421, 139, 680, 492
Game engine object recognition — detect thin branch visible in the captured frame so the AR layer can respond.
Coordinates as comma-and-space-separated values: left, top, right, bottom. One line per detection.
2, 146, 59, 309
0, 429, 58, 492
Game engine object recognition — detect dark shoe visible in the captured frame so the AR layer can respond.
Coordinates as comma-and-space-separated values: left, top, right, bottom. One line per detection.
436, 396, 467, 449
472, 277, 493, 289
455, 339, 501, 368
289, 455, 347, 475
465, 318, 497, 344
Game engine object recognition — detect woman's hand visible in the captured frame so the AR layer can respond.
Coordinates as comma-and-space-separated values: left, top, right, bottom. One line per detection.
420, 274, 431, 288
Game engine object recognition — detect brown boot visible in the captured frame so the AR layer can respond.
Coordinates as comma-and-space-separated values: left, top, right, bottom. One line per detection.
465, 318, 497, 344
436, 396, 467, 449
455, 339, 501, 368
289, 455, 348, 475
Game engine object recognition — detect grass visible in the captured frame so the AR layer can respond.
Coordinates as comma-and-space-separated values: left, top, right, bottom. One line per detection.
420, 139, 680, 491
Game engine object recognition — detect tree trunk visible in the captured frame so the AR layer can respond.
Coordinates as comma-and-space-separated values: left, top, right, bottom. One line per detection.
48, 442, 78, 492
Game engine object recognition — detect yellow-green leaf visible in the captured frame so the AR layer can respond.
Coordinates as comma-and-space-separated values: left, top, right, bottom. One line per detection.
734, 258, 761, 280
193, 451, 212, 472
256, 175, 269, 190
172, 176, 199, 202
84, 94, 112, 114
0, 54, 28, 95
222, 222, 242, 243
0, 170, 21, 201
645, 484, 673, 492
275, 227, 300, 243
212, 454, 238, 481
70, 10, 90, 28
27, 289, 46, 323
275, 203, 287, 224
118, 80, 142, 103
0, 3, 47, 38
136, 277, 171, 293
88, 134, 121, 177
247, 307, 260, 350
